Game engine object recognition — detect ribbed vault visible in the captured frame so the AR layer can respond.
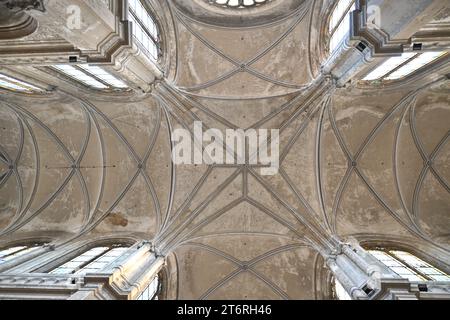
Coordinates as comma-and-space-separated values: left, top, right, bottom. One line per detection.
0, 0, 449, 300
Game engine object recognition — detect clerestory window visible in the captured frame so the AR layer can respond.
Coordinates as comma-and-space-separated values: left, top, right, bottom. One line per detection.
332, 277, 352, 300
362, 51, 447, 82
329, 0, 356, 53
128, 0, 161, 62
50, 244, 129, 275
52, 64, 128, 90
137, 275, 160, 300
0, 243, 46, 265
368, 249, 450, 282
0, 73, 44, 93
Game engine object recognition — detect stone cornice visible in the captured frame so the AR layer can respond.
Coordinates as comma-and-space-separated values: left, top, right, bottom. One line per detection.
1, 0, 46, 13
350, 1, 405, 57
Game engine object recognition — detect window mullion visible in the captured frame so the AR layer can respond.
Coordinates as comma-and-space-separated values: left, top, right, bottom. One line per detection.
72, 248, 112, 274
5, 79, 33, 92
2, 246, 29, 259
0, 74, 42, 92
380, 54, 421, 80
72, 65, 111, 88
385, 250, 432, 281
129, 10, 159, 46
330, 1, 355, 37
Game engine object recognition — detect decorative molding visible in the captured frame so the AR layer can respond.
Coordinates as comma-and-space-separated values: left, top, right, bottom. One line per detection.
0, 14, 38, 40
350, 1, 406, 57
0, 0, 45, 40
1, 0, 46, 13
375, 279, 450, 300
0, 0, 163, 91
0, 242, 164, 300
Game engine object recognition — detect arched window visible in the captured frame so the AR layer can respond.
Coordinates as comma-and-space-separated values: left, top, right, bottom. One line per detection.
137, 275, 160, 300
128, 0, 161, 62
0, 73, 45, 93
362, 51, 447, 82
50, 244, 128, 275
368, 249, 450, 282
328, 0, 356, 53
51, 64, 128, 90
0, 243, 46, 265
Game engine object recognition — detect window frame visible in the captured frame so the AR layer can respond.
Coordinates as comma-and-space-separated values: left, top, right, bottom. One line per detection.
368, 247, 450, 282
362, 51, 448, 82
0, 73, 45, 94
0, 243, 47, 265
137, 274, 160, 300
51, 64, 129, 91
332, 277, 352, 300
49, 243, 129, 275
128, 0, 161, 62
328, 0, 356, 53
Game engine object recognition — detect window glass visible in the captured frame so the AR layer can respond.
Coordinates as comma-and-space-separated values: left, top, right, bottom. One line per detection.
0, 73, 44, 93
390, 251, 450, 282
333, 278, 352, 300
385, 52, 446, 80
129, 0, 160, 61
0, 244, 44, 264
206, 0, 270, 8
137, 276, 159, 300
50, 245, 128, 275
329, 0, 356, 52
53, 65, 128, 90
368, 249, 450, 282
78, 65, 128, 88
363, 52, 446, 81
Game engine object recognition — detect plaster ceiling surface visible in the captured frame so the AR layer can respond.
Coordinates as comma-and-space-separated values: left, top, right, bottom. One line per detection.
0, 0, 449, 300
171, 0, 307, 28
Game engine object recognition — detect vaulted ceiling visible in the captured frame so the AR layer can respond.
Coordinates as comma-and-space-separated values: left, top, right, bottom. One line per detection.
0, 0, 449, 299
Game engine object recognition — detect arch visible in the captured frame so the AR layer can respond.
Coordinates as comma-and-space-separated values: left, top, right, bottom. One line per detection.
313, 252, 334, 300
157, 251, 179, 300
